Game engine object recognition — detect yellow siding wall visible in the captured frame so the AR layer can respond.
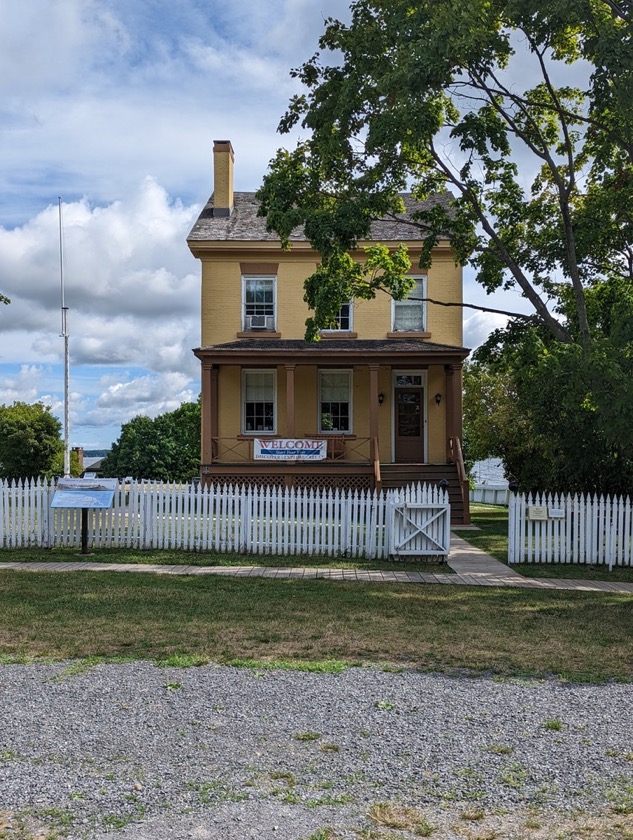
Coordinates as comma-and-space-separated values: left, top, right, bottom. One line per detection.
214, 364, 448, 463
200, 245, 462, 346
427, 365, 446, 462
199, 244, 462, 465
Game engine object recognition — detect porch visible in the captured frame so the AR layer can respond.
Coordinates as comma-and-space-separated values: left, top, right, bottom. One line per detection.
195, 338, 471, 524
200, 437, 470, 525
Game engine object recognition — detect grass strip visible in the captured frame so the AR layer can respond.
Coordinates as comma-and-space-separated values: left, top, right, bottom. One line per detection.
0, 570, 630, 682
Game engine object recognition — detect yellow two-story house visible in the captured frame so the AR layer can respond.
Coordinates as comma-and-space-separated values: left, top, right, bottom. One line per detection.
188, 141, 470, 523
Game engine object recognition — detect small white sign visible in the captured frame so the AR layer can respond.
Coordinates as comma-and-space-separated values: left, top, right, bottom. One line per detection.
254, 438, 327, 461
527, 505, 548, 521
548, 508, 565, 519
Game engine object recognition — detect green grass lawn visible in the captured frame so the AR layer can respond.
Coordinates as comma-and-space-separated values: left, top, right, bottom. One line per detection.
0, 546, 452, 574
0, 568, 631, 682
455, 504, 633, 582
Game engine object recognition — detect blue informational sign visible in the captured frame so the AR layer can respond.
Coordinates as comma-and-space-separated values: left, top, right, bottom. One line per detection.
51, 478, 118, 509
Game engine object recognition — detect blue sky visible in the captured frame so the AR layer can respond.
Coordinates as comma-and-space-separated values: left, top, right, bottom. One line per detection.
0, 0, 514, 450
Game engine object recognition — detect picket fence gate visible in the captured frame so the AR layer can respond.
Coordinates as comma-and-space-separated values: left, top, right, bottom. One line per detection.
0, 478, 451, 559
508, 491, 633, 567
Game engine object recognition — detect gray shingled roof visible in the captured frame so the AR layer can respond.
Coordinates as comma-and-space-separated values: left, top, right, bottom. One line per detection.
187, 192, 454, 243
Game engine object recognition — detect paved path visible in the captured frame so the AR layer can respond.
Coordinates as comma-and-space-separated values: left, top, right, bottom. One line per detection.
1, 534, 632, 593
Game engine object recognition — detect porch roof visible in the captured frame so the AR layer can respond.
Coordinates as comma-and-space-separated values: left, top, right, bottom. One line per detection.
194, 338, 470, 367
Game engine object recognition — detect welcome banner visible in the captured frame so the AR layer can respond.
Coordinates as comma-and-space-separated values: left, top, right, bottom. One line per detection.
254, 438, 327, 461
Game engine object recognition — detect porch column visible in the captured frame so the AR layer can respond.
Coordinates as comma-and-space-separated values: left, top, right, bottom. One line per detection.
201, 364, 218, 466
445, 363, 463, 458
369, 364, 380, 461
210, 366, 219, 457
452, 363, 463, 442
285, 364, 296, 437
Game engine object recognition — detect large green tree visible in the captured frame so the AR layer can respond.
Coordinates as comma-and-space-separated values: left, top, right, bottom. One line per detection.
0, 402, 64, 481
257, 0, 633, 342
464, 276, 633, 493
257, 0, 633, 491
101, 401, 201, 482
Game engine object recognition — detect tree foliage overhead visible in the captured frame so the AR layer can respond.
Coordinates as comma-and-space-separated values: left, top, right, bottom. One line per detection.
101, 401, 201, 482
0, 402, 64, 481
256, 0, 633, 345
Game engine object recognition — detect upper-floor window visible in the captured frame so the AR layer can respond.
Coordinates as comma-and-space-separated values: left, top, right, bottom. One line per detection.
319, 370, 351, 433
322, 301, 352, 332
392, 277, 426, 332
243, 276, 276, 331
242, 369, 276, 433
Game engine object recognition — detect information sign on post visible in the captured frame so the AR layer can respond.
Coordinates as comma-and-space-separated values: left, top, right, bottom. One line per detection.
51, 478, 118, 554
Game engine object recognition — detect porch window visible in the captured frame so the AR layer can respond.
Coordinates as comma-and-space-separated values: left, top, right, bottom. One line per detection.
243, 370, 275, 433
322, 301, 352, 332
392, 277, 426, 332
243, 276, 276, 331
319, 370, 351, 433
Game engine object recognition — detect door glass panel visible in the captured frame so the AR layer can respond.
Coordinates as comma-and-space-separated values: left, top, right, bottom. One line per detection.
397, 393, 421, 436
395, 375, 422, 386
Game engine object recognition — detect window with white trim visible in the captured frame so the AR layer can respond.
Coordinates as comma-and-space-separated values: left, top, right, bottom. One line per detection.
322, 301, 352, 332
242, 370, 276, 433
319, 370, 351, 433
392, 277, 426, 332
242, 276, 276, 331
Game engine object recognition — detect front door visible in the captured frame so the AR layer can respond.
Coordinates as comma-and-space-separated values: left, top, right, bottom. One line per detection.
395, 388, 424, 462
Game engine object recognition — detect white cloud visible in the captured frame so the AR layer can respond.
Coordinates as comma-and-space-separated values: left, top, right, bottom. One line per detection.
0, 180, 200, 360
463, 311, 509, 351
83, 372, 197, 428
0, 365, 45, 404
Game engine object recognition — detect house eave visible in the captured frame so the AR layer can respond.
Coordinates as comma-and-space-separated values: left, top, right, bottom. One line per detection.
193, 339, 470, 368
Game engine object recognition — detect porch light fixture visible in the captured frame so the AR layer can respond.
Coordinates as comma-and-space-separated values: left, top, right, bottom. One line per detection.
434, 392, 442, 406
378, 392, 385, 405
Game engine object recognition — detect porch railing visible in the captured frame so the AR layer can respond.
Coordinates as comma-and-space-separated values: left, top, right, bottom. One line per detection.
207, 436, 372, 465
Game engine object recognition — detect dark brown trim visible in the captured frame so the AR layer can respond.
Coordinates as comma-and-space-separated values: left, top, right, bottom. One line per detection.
369, 364, 379, 453
239, 263, 279, 275
210, 367, 219, 460
195, 347, 468, 368
201, 366, 214, 465
320, 332, 358, 339
285, 364, 296, 437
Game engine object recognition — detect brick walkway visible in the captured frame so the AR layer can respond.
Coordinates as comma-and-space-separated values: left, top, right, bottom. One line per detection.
1, 534, 632, 593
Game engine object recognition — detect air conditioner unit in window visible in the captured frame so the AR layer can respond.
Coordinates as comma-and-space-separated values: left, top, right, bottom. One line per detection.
247, 315, 274, 330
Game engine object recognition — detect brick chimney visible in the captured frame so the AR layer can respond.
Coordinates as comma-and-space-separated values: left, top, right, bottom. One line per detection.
71, 446, 84, 472
213, 140, 234, 217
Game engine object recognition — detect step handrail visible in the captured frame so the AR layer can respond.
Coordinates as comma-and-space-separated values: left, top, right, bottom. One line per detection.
371, 436, 381, 491
449, 436, 471, 524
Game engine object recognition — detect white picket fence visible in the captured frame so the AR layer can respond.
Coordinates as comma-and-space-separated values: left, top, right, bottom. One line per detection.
509, 492, 633, 567
0, 478, 450, 559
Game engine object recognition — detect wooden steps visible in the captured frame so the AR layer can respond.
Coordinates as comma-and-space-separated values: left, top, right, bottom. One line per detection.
380, 462, 469, 525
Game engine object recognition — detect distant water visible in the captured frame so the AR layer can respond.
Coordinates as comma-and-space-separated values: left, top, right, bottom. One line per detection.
471, 458, 507, 485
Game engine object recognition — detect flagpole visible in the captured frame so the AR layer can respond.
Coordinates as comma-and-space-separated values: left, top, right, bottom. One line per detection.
59, 197, 70, 477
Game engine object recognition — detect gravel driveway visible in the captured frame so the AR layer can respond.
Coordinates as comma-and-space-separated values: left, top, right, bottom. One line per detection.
1, 662, 632, 839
